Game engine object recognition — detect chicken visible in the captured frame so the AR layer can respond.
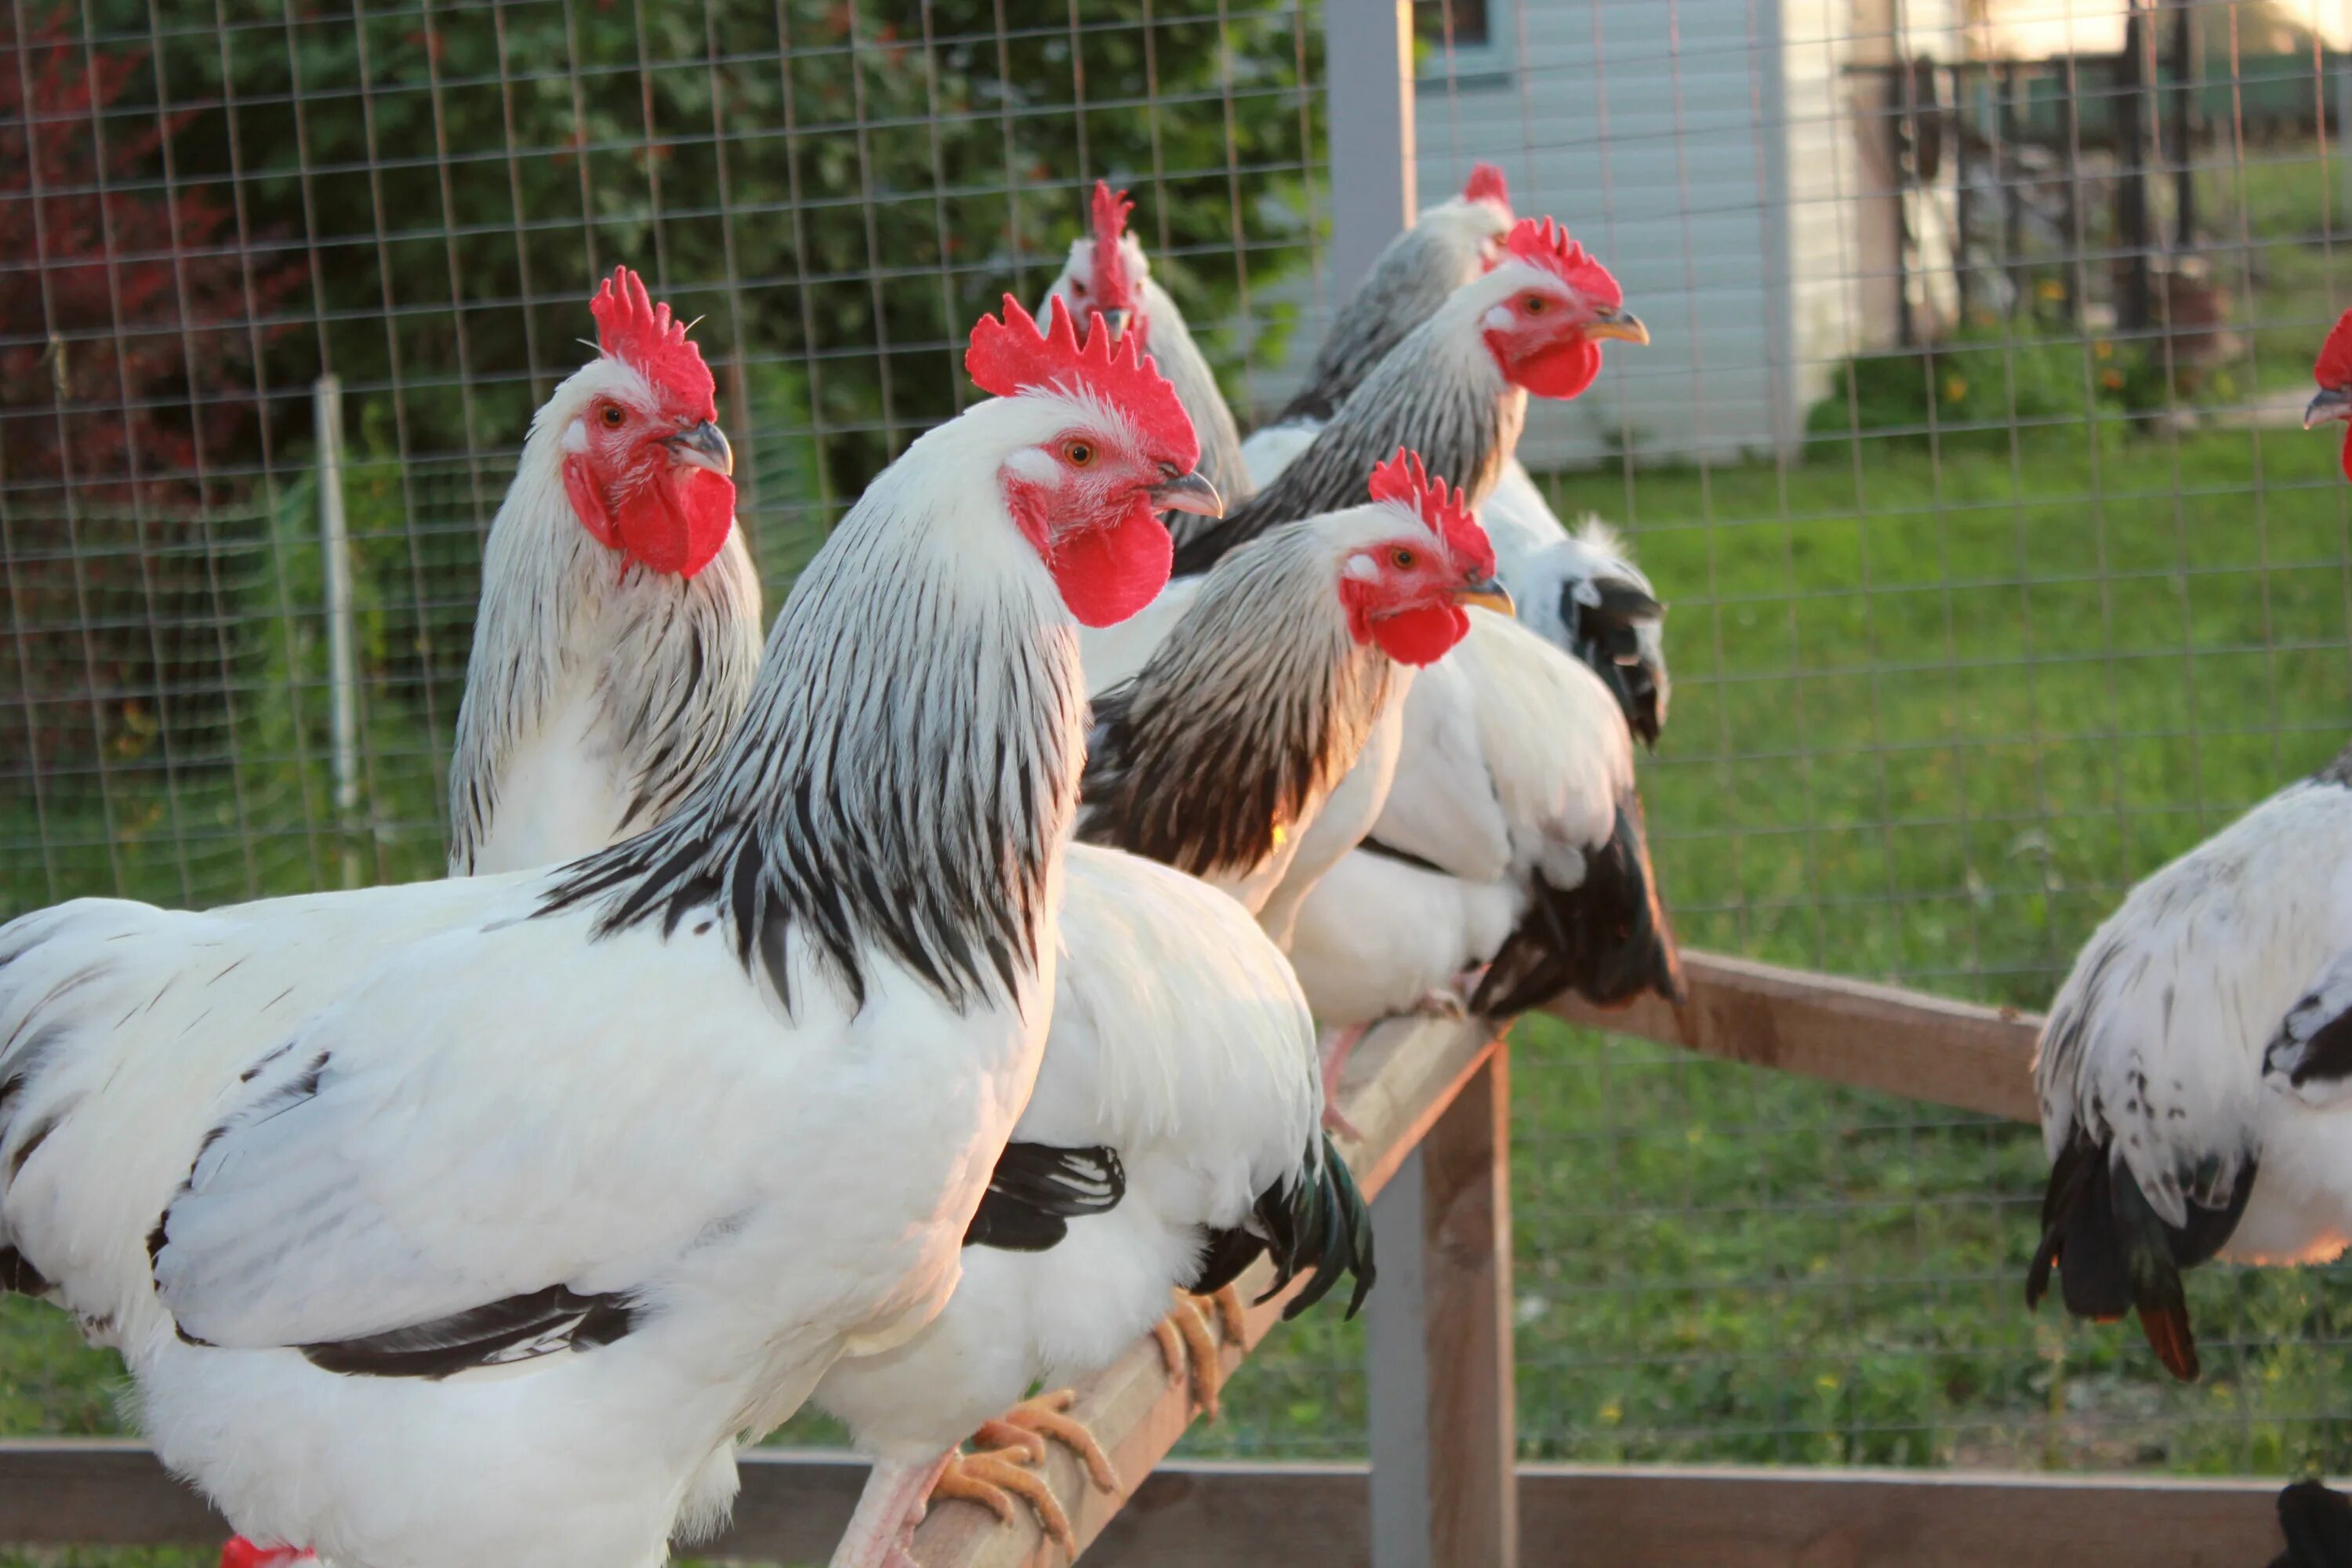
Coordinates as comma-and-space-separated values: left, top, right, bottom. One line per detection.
0, 296, 1209, 1568
447, 267, 761, 875
1045, 181, 1252, 521
816, 452, 1494, 1563
1082, 449, 1508, 943
1289, 605, 1681, 1116
1086, 216, 1644, 689
216, 268, 773, 1568
2025, 310, 2352, 1383
1240, 162, 1514, 481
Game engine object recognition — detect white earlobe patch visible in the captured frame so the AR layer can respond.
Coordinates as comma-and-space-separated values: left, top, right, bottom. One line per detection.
1483, 304, 1515, 332
1343, 554, 1381, 583
1004, 447, 1062, 486
561, 418, 590, 454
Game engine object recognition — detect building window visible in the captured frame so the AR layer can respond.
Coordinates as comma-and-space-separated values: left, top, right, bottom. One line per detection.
1414, 0, 1490, 51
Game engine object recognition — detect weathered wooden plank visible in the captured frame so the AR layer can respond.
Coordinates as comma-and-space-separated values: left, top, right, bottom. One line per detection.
0, 1439, 225, 1545
0, 1439, 2300, 1566
1546, 949, 2045, 1123
909, 1011, 1501, 1566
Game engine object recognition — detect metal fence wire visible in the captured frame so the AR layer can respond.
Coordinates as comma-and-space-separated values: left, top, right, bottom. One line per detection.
9, 0, 2352, 1512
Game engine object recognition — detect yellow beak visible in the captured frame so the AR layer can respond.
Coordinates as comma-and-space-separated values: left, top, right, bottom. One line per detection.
1586, 308, 1650, 347
1454, 575, 1515, 618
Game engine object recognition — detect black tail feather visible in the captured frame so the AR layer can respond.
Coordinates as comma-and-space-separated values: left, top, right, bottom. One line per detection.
1470, 795, 1682, 1020
2024, 1126, 2255, 1382
1191, 1133, 1376, 1322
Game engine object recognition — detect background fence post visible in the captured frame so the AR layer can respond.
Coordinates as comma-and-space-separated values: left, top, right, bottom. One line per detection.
313, 375, 360, 888
1323, 0, 1416, 299
1369, 1044, 1519, 1568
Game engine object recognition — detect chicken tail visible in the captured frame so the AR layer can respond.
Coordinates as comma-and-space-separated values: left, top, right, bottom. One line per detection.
2024, 1125, 2254, 1382
1470, 793, 1681, 1020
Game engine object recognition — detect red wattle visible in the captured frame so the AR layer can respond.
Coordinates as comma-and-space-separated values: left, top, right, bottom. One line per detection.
1370, 602, 1472, 667
2340, 424, 2351, 486
609, 470, 737, 579
220, 1538, 311, 1568
1508, 336, 1603, 401
1049, 499, 1173, 628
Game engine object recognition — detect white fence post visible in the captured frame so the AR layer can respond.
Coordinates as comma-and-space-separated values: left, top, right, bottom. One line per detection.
314, 375, 360, 887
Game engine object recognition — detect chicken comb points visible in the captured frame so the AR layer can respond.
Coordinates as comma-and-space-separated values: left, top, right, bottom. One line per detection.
967, 295, 1198, 465
590, 266, 716, 419
1369, 448, 1492, 569
2318, 307, 2352, 389
1461, 162, 1511, 209
1503, 217, 1622, 310
1090, 180, 1140, 310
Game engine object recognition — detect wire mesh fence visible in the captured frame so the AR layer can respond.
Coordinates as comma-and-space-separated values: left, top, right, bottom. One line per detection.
8, 0, 2352, 1530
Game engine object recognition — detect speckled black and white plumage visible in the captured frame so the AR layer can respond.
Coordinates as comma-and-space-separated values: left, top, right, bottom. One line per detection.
1081, 516, 1394, 893
1173, 285, 1524, 576
2029, 738, 2352, 1380
540, 413, 1089, 1020
1267, 192, 1511, 429
446, 355, 763, 877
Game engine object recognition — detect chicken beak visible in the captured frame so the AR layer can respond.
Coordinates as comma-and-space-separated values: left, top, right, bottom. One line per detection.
1150, 470, 1224, 518
1099, 306, 1135, 339
666, 420, 735, 477
1454, 574, 1515, 617
2305, 387, 2352, 430
1585, 308, 1650, 346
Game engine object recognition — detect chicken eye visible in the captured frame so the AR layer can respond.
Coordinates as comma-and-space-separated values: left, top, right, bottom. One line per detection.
1063, 439, 1094, 467
1522, 294, 1549, 316
1390, 547, 1416, 569
601, 404, 626, 428
1070, 280, 1088, 297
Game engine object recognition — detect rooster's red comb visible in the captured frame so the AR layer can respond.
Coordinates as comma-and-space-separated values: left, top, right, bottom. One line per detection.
1503, 218, 1622, 311
1090, 181, 1140, 310
967, 296, 1198, 463
1461, 163, 1511, 209
2318, 307, 2352, 389
590, 267, 716, 419
1370, 448, 1492, 570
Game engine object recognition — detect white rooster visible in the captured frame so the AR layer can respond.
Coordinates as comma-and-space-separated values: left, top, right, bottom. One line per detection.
0, 296, 1209, 1568
815, 450, 1497, 1563
1044, 180, 1252, 521
445, 267, 762, 876
2024, 310, 2352, 1391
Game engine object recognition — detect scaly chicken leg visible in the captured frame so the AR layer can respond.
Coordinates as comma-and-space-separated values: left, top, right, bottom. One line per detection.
928, 1443, 1081, 1555
971, 1388, 1123, 1494
1150, 1284, 1247, 1418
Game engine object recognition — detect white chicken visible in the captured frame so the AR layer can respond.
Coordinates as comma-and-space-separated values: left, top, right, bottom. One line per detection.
0, 297, 1208, 1568
1288, 604, 1681, 1113
1044, 180, 1252, 521
2024, 311, 2352, 1390
446, 267, 762, 875
815, 450, 1498, 1564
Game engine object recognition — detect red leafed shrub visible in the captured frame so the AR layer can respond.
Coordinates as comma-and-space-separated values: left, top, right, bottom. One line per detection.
0, 8, 307, 782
